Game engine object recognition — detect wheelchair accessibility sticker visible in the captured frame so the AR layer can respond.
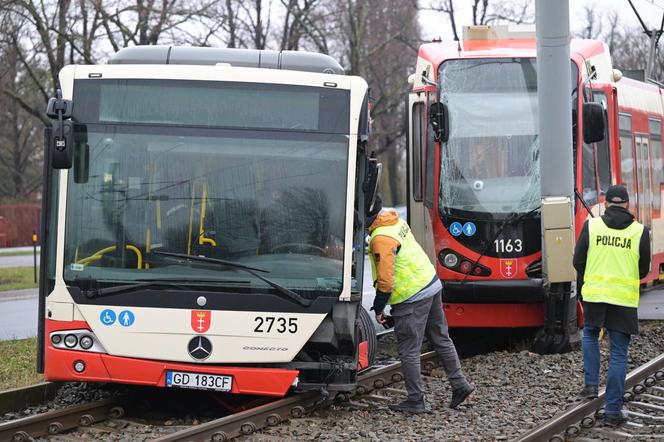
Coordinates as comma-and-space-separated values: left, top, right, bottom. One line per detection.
100, 309, 116, 326
450, 222, 463, 237
99, 309, 135, 327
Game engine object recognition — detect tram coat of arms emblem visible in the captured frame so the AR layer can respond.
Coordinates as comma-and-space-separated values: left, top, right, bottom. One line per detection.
191, 310, 211, 333
500, 259, 516, 278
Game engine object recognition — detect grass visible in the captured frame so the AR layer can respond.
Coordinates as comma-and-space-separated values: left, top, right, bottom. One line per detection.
0, 267, 38, 291
0, 337, 43, 390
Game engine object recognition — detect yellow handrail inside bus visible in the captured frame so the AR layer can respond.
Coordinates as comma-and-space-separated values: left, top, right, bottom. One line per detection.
187, 182, 195, 255
199, 182, 217, 247
76, 245, 143, 269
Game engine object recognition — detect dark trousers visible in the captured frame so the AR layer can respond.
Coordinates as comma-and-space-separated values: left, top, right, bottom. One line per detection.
582, 325, 631, 414
391, 291, 467, 402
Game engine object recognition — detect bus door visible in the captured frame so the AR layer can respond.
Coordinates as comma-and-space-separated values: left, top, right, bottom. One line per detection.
407, 92, 435, 261
635, 134, 653, 229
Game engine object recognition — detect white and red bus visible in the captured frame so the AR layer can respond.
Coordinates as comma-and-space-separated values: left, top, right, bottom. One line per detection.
407, 25, 663, 334
38, 46, 380, 397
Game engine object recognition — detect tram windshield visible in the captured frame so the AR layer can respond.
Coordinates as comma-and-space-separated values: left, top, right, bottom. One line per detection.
437, 58, 577, 215
63, 79, 350, 297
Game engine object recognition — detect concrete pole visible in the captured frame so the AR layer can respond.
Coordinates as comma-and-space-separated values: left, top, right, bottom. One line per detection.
536, 0, 573, 200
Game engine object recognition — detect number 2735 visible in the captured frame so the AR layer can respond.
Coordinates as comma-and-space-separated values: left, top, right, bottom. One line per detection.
254, 316, 298, 333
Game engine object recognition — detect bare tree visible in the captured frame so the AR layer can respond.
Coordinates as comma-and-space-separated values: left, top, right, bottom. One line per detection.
428, 0, 459, 40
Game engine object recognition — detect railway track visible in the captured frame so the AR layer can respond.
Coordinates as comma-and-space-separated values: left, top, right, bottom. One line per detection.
517, 352, 664, 442
0, 352, 439, 442
0, 398, 124, 442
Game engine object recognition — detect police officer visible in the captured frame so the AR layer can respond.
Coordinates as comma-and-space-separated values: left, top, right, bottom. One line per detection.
367, 195, 474, 413
573, 184, 651, 427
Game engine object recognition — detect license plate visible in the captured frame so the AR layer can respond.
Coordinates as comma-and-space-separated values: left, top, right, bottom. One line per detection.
166, 371, 232, 392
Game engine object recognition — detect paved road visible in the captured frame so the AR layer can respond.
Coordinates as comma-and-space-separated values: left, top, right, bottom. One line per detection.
0, 254, 39, 268
638, 287, 664, 320
2, 266, 662, 341
0, 289, 38, 340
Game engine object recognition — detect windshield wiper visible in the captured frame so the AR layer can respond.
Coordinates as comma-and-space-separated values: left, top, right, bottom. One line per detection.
153, 250, 269, 273
152, 250, 312, 307
82, 280, 193, 299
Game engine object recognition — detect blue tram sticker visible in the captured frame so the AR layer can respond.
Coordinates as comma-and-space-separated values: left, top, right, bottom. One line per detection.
462, 222, 477, 236
449, 222, 463, 237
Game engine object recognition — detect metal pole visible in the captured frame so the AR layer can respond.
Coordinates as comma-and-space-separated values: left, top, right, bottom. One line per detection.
536, 0, 573, 200
32, 230, 38, 283
646, 30, 658, 81
534, 0, 577, 354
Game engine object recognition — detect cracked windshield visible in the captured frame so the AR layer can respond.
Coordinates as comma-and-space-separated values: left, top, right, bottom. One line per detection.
64, 79, 350, 296
438, 58, 541, 215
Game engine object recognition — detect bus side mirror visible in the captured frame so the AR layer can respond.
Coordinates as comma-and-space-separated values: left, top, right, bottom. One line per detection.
583, 102, 605, 144
429, 102, 449, 143
363, 158, 383, 215
46, 92, 74, 169
49, 119, 74, 169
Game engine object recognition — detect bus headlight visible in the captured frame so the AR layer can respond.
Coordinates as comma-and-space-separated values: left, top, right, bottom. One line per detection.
79, 335, 94, 350
64, 334, 78, 348
50, 330, 106, 353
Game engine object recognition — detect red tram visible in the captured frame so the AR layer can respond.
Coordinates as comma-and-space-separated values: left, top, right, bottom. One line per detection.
407, 25, 663, 331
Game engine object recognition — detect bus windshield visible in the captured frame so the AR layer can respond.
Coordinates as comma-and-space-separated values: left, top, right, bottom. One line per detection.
64, 80, 350, 296
437, 58, 576, 215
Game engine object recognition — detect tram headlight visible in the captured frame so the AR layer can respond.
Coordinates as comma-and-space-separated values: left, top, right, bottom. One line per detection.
79, 335, 94, 350
51, 334, 62, 345
459, 261, 473, 274
64, 334, 78, 348
443, 253, 459, 268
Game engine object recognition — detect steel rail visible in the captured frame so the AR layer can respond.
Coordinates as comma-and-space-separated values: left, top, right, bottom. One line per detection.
517, 352, 664, 442
0, 383, 58, 416
153, 351, 439, 442
0, 398, 123, 442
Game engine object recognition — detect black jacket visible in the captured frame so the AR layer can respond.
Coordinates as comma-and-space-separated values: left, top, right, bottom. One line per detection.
573, 205, 651, 335
574, 206, 651, 279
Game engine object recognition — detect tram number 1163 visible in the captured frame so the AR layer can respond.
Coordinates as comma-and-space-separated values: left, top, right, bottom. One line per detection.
494, 238, 523, 253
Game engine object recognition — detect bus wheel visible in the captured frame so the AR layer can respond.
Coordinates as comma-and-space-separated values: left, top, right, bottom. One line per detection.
358, 307, 377, 368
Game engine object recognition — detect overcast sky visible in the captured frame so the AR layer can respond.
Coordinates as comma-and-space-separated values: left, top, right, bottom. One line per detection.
419, 0, 664, 41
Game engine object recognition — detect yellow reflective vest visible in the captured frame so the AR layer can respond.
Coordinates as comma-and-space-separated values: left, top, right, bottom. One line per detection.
581, 217, 644, 308
369, 219, 437, 305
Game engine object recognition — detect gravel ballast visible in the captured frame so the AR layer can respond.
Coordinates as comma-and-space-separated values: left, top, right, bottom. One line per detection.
2, 322, 663, 440
241, 321, 664, 441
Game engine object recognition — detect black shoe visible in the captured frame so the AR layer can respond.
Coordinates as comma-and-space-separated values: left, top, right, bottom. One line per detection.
388, 399, 427, 414
578, 385, 598, 400
604, 410, 628, 427
450, 383, 475, 409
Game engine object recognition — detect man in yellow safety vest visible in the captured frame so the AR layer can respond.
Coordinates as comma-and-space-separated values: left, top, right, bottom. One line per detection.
366, 195, 474, 413
573, 184, 651, 427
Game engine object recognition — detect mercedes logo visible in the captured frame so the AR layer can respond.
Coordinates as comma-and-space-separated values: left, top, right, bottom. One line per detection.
188, 336, 212, 361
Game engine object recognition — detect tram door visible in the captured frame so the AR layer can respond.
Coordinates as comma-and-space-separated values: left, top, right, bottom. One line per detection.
635, 135, 653, 229
407, 93, 435, 261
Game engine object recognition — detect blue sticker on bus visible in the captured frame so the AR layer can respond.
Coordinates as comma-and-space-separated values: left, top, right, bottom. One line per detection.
118, 310, 135, 327
450, 222, 463, 237
462, 222, 477, 236
100, 309, 116, 326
